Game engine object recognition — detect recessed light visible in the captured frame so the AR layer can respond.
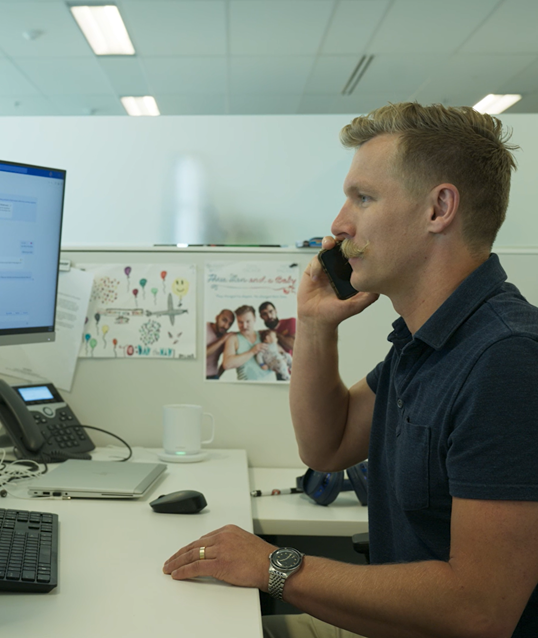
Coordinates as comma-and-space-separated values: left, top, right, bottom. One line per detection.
473, 94, 522, 115
121, 96, 160, 117
70, 5, 135, 55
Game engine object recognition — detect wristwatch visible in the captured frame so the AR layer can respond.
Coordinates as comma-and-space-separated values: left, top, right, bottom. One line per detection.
268, 547, 304, 600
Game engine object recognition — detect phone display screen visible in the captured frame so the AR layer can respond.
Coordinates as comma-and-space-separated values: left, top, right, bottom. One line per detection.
17, 385, 55, 403
318, 245, 359, 300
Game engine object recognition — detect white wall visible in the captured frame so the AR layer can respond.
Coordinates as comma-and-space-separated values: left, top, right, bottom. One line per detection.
1, 113, 538, 467
0, 115, 355, 247
0, 113, 535, 248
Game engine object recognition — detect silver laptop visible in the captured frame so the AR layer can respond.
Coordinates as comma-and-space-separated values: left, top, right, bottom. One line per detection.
27, 460, 166, 499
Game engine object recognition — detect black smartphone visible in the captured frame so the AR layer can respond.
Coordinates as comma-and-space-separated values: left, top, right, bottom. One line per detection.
318, 244, 359, 300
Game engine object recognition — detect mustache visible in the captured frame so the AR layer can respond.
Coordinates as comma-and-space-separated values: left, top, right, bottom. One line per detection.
340, 238, 369, 259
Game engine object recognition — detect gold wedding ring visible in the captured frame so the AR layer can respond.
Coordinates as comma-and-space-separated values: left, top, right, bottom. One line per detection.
199, 546, 206, 561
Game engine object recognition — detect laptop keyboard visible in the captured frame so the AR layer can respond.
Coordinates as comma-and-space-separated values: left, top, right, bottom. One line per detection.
0, 508, 58, 593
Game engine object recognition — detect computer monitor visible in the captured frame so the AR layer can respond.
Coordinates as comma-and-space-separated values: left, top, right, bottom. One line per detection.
0, 160, 65, 346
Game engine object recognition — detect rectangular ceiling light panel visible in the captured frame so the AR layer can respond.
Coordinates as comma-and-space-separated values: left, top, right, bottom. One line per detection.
71, 5, 135, 55
473, 94, 522, 115
121, 96, 160, 116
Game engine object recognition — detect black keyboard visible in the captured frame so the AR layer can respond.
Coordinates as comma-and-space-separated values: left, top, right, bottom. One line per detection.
0, 508, 58, 593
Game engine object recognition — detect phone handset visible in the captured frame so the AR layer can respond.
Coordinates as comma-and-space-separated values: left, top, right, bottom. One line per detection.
0, 378, 46, 454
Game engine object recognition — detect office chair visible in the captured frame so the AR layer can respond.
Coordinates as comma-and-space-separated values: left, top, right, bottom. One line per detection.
352, 532, 370, 564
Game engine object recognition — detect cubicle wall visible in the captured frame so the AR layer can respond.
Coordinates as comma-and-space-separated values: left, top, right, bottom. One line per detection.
46, 246, 537, 468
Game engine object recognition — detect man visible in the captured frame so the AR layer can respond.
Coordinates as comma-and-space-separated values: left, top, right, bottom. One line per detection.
221, 305, 272, 381
163, 103, 538, 638
205, 309, 234, 379
259, 301, 296, 353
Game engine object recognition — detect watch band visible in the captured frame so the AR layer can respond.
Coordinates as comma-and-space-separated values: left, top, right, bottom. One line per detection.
268, 568, 287, 600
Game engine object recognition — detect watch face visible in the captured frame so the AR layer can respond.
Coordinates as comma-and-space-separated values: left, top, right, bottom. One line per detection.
272, 548, 302, 570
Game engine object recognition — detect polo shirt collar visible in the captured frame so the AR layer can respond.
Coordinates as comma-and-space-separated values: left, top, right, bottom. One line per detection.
388, 253, 507, 352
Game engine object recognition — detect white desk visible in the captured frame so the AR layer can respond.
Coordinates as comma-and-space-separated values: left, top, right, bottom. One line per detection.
249, 467, 368, 537
1, 448, 262, 638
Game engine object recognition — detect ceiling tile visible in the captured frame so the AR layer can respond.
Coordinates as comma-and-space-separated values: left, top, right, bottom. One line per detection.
230, 56, 315, 93
155, 94, 227, 115
503, 89, 538, 113
354, 53, 450, 94
16, 58, 115, 95
230, 0, 334, 55
369, 0, 500, 54
0, 95, 60, 116
0, 1, 92, 58
321, 0, 391, 55
461, 0, 538, 54
229, 94, 302, 115
142, 57, 228, 94
0, 59, 40, 96
305, 56, 364, 94
418, 53, 537, 101
499, 57, 538, 94
122, 0, 227, 56
298, 91, 414, 115
98, 58, 150, 97
48, 95, 125, 116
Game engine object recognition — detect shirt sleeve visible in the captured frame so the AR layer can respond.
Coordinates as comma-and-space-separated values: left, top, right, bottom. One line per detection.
448, 335, 538, 501
366, 361, 384, 394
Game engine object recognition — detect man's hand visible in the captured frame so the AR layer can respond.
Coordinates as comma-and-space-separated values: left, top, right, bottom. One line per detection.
299, 236, 379, 329
163, 525, 277, 590
250, 343, 267, 355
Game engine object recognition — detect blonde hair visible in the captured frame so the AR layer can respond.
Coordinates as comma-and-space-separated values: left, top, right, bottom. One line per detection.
235, 305, 256, 318
340, 102, 519, 253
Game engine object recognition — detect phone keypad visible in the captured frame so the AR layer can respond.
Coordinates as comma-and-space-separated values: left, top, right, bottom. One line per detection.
30, 407, 93, 451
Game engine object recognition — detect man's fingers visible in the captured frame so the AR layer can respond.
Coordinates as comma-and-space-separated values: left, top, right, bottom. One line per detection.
321, 235, 336, 250
164, 544, 215, 574
170, 553, 215, 581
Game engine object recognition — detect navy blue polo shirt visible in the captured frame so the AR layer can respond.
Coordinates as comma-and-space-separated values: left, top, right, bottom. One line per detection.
366, 253, 538, 637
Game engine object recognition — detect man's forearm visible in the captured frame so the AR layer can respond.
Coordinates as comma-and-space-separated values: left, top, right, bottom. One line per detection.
223, 349, 254, 370
289, 320, 350, 469
206, 335, 227, 356
283, 556, 504, 638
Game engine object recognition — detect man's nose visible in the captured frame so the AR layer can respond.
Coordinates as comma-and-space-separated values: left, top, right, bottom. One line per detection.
332, 199, 358, 239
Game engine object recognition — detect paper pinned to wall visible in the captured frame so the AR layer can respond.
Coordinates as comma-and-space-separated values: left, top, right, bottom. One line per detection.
0, 267, 94, 391
78, 263, 196, 359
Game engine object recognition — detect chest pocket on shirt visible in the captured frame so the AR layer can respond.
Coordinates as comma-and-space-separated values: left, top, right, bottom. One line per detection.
395, 419, 430, 510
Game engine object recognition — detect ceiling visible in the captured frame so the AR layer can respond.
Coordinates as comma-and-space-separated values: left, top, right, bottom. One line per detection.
1, 0, 538, 117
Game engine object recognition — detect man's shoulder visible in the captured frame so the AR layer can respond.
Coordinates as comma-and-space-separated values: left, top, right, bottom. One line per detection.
485, 282, 538, 339
277, 317, 296, 330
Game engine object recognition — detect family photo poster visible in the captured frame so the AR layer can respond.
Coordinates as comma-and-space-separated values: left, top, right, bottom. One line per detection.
205, 261, 298, 383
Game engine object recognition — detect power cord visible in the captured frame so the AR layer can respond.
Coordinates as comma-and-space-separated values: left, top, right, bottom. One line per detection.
0, 448, 47, 496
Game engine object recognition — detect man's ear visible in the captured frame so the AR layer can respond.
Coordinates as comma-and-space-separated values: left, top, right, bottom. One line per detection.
428, 183, 460, 234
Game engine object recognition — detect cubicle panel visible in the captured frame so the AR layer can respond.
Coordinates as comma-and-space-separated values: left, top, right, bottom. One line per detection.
55, 247, 394, 467
50, 247, 538, 468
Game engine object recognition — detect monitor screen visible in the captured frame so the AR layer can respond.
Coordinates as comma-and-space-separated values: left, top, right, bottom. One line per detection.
0, 160, 65, 346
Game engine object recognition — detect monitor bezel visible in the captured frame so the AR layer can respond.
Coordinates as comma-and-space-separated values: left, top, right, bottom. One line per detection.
0, 159, 66, 347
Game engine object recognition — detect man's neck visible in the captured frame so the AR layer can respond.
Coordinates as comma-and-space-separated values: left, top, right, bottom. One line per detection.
391, 249, 489, 335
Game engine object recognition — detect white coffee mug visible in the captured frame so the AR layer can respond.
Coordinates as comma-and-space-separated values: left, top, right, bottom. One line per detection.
162, 404, 215, 457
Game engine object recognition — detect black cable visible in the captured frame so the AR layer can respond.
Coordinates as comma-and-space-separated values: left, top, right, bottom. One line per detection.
78, 425, 133, 462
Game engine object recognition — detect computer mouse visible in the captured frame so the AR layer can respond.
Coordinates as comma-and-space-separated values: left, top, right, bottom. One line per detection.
149, 490, 207, 514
